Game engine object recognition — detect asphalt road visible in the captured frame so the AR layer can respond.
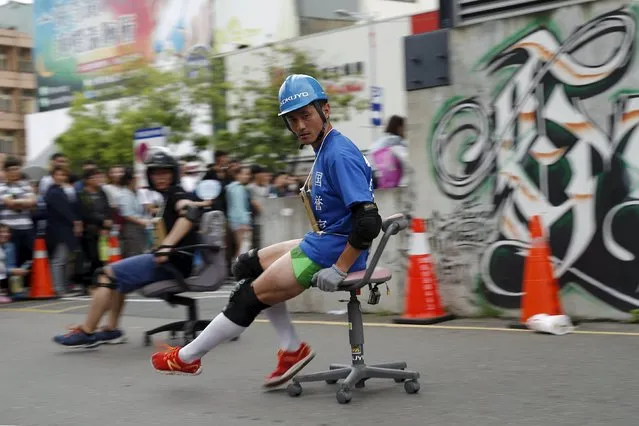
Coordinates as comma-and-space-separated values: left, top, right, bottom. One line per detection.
2, 292, 639, 426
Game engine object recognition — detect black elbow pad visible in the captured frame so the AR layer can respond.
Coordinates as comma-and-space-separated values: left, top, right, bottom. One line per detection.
348, 202, 382, 250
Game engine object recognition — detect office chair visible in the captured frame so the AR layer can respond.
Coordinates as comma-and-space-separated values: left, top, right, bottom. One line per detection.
140, 210, 232, 346
286, 213, 421, 404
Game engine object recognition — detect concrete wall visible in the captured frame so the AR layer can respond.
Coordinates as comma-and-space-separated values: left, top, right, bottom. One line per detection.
260, 187, 410, 314
407, 0, 639, 320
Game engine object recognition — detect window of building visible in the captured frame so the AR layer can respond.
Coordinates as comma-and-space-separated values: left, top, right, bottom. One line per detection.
18, 59, 32, 73
19, 49, 32, 72
0, 131, 15, 155
21, 90, 35, 113
0, 50, 8, 71
0, 90, 12, 112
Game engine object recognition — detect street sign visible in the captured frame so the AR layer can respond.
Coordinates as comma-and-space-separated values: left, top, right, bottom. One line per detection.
371, 85, 383, 127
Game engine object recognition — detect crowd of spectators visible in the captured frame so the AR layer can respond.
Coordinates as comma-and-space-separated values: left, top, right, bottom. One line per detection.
0, 150, 306, 304
0, 113, 411, 304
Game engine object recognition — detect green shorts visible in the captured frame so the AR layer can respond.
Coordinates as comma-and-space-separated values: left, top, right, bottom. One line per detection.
290, 246, 323, 289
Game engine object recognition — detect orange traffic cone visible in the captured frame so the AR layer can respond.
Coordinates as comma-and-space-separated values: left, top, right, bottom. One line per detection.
509, 215, 565, 329
394, 218, 455, 325
28, 234, 56, 299
108, 230, 122, 264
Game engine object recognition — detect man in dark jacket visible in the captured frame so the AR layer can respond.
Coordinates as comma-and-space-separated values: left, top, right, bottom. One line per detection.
77, 168, 112, 294
44, 165, 82, 296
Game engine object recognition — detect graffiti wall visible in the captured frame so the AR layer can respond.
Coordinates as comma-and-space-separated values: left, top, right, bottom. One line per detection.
409, 0, 639, 320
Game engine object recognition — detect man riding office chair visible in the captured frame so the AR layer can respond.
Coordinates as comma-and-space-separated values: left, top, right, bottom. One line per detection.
52, 151, 226, 348
140, 180, 235, 346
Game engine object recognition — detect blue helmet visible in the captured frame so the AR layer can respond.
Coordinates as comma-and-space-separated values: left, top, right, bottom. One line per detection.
278, 74, 328, 116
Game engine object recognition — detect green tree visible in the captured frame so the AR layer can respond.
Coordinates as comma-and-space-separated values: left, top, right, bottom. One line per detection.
56, 64, 196, 171
183, 56, 230, 157
190, 44, 368, 172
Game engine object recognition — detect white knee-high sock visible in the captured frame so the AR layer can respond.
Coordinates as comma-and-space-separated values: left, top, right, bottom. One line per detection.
264, 302, 301, 352
178, 313, 245, 363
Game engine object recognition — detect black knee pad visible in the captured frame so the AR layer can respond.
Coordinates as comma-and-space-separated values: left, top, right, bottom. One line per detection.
223, 278, 270, 327
94, 267, 117, 290
231, 249, 263, 280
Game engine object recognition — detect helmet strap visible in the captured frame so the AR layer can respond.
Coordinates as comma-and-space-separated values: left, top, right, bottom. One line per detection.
312, 101, 328, 145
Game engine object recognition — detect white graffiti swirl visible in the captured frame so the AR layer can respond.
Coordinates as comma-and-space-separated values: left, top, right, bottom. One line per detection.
431, 9, 636, 200
602, 200, 639, 262
430, 99, 494, 199
480, 238, 639, 306
487, 10, 636, 89
480, 239, 527, 297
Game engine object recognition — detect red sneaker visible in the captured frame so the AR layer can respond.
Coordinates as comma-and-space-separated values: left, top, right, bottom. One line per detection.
263, 342, 315, 388
151, 345, 202, 376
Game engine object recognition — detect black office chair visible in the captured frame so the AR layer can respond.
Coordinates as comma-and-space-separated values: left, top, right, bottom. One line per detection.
140, 210, 232, 346
286, 213, 421, 404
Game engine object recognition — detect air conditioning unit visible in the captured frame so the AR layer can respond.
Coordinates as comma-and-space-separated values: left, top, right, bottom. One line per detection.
450, 0, 599, 26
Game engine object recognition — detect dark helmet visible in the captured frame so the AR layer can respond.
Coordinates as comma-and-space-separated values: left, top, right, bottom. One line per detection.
145, 148, 179, 191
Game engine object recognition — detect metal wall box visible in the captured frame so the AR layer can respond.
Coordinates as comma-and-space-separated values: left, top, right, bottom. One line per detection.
404, 29, 450, 91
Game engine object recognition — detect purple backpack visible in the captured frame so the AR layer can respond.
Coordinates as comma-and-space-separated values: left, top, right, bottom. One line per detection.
371, 146, 402, 188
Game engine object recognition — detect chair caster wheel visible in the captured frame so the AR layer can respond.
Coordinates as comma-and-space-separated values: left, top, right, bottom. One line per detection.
143, 335, 151, 347
336, 388, 352, 404
287, 383, 302, 397
404, 379, 420, 394
325, 379, 338, 384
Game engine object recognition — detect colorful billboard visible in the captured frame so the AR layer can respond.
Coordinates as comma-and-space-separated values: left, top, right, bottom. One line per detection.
33, 0, 213, 112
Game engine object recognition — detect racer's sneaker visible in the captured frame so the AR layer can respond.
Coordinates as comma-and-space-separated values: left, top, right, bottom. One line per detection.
53, 326, 100, 348
94, 327, 127, 345
151, 345, 202, 376
263, 342, 315, 388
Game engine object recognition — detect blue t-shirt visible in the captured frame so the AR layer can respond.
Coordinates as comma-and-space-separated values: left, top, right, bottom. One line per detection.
299, 129, 375, 272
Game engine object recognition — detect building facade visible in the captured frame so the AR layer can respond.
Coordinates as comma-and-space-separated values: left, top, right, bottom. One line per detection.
0, 27, 34, 159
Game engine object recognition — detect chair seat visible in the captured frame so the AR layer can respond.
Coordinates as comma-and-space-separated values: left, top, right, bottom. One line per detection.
339, 267, 392, 290
140, 279, 183, 297
140, 275, 216, 297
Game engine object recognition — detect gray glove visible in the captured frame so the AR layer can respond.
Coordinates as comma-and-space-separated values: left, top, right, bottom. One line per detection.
312, 264, 348, 292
